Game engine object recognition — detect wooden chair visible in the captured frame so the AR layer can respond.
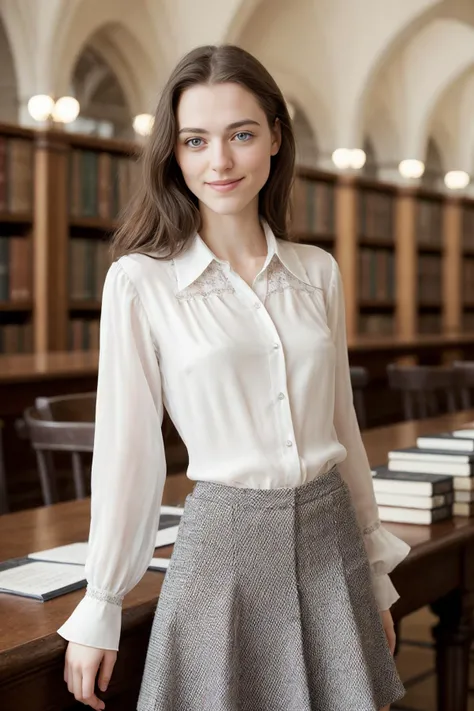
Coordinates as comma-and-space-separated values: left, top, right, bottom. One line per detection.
453, 361, 474, 409
349, 366, 369, 430
17, 392, 96, 506
386, 364, 457, 421
0, 421, 8, 514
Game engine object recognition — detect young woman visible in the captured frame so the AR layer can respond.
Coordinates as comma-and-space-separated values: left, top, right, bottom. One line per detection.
58, 44, 410, 711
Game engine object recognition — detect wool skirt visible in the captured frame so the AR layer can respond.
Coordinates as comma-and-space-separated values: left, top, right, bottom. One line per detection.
137, 467, 406, 711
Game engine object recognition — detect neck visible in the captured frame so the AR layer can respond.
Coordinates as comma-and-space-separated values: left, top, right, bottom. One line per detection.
198, 201, 267, 264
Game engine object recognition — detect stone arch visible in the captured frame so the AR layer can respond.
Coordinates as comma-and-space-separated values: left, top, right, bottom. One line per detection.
291, 103, 318, 169
363, 18, 474, 164
71, 42, 132, 138
49, 1, 163, 114
422, 137, 444, 190
223, 0, 267, 43
0, 15, 18, 122
362, 137, 378, 180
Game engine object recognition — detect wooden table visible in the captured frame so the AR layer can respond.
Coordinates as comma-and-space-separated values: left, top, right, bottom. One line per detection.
2, 411, 474, 710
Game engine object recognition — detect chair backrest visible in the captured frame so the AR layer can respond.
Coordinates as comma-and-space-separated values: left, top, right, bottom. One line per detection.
350, 366, 369, 430
22, 395, 95, 506
453, 361, 474, 410
387, 363, 457, 421
35, 392, 96, 423
0, 422, 8, 515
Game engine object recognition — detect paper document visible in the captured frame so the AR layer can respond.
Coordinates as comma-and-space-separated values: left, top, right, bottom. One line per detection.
0, 560, 86, 600
160, 505, 184, 516
149, 557, 171, 571
155, 524, 179, 548
28, 542, 88, 566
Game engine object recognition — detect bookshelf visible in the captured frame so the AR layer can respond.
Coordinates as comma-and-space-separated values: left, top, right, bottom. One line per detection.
461, 197, 474, 332
0, 120, 471, 356
415, 190, 444, 335
34, 130, 139, 352
356, 180, 397, 337
291, 168, 336, 253
0, 125, 35, 354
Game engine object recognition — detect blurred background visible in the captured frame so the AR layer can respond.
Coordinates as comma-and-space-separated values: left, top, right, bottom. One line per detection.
3, 2, 474, 710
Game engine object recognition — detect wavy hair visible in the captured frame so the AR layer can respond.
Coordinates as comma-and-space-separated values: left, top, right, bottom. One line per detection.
111, 44, 296, 261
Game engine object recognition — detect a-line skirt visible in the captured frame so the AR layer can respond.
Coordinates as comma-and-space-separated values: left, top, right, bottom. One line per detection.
137, 467, 406, 711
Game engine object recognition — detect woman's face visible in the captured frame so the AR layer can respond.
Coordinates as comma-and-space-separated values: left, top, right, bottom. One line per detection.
175, 82, 281, 217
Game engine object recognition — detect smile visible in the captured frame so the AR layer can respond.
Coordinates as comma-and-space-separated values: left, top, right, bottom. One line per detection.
206, 178, 244, 192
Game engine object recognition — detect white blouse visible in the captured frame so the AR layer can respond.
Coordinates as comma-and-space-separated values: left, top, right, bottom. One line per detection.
57, 220, 410, 651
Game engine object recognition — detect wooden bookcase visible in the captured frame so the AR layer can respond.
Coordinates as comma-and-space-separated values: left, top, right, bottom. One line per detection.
0, 124, 35, 354
414, 189, 444, 335
356, 179, 397, 337
460, 197, 474, 332
0, 121, 472, 355
34, 129, 138, 352
291, 168, 336, 254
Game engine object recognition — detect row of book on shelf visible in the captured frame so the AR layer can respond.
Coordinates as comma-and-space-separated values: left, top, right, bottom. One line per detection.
0, 319, 101, 354
373, 423, 474, 524
0, 235, 32, 301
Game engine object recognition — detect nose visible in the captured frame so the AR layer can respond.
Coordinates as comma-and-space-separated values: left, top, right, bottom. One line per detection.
210, 139, 233, 173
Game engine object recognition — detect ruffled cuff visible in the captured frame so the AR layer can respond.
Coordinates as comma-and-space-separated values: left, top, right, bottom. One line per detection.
363, 522, 411, 610
371, 573, 400, 610
57, 588, 123, 651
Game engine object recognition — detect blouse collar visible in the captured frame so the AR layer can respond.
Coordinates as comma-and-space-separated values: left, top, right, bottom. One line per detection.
173, 220, 312, 292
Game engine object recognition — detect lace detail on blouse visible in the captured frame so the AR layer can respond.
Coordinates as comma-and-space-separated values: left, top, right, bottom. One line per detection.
86, 585, 123, 607
363, 519, 382, 536
175, 261, 235, 302
266, 255, 316, 297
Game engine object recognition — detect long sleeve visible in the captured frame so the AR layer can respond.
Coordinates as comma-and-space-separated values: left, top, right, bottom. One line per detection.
57, 261, 167, 651
327, 256, 410, 610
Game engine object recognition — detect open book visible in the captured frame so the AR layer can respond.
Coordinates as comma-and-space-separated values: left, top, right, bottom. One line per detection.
0, 559, 86, 601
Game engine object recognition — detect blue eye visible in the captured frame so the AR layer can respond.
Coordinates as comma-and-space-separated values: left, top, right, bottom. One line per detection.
235, 132, 253, 142
186, 138, 204, 148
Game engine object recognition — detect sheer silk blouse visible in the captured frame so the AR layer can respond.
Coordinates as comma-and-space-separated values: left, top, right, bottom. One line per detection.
57, 221, 410, 651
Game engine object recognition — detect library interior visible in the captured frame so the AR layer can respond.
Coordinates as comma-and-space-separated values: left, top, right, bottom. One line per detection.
4, 1, 474, 710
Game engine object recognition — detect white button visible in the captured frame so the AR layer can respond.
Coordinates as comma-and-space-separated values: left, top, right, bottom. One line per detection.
254, 302, 261, 309
278, 393, 285, 400
286, 440, 293, 447
273, 343, 280, 350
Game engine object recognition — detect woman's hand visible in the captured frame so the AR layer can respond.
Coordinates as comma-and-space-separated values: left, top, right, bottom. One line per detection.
64, 641, 117, 710
380, 609, 396, 656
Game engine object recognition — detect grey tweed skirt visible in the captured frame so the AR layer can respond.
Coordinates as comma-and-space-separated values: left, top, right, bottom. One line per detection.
137, 467, 405, 711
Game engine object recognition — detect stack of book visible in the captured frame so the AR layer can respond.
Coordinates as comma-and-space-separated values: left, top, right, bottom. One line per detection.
372, 426, 474, 524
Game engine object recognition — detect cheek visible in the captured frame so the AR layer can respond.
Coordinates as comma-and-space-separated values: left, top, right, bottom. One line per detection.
243, 145, 272, 183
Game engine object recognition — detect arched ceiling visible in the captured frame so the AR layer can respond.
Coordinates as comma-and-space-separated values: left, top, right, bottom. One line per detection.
2, 0, 474, 174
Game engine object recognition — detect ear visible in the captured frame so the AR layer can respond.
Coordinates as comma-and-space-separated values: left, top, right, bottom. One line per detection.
270, 117, 282, 156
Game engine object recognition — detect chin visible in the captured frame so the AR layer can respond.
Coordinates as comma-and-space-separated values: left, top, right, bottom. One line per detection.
201, 193, 260, 216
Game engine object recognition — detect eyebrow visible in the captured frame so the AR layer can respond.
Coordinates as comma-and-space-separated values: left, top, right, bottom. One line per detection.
178, 119, 261, 135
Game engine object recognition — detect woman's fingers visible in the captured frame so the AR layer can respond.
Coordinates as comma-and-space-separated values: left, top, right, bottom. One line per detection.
97, 651, 117, 692
82, 666, 105, 710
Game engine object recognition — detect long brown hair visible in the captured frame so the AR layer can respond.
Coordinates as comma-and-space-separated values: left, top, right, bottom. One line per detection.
111, 44, 296, 261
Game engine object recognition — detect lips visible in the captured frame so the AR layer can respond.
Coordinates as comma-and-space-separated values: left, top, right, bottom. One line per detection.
206, 178, 243, 192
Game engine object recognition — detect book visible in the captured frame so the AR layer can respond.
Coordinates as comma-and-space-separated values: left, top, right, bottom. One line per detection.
453, 476, 474, 491
28, 506, 184, 565
155, 525, 179, 548
0, 559, 86, 600
453, 429, 474, 438
388, 448, 474, 477
375, 491, 452, 510
371, 467, 453, 496
28, 542, 88, 565
417, 434, 474, 452
378, 504, 452, 525
453, 502, 474, 517
149, 558, 171, 571
454, 490, 474, 503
